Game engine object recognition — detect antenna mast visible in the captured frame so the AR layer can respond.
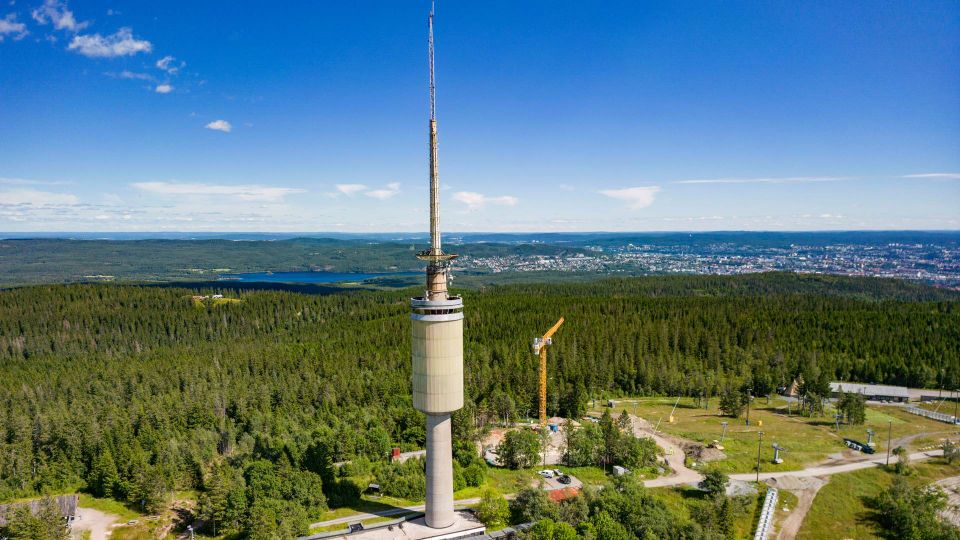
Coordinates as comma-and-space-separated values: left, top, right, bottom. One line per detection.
418, 2, 457, 300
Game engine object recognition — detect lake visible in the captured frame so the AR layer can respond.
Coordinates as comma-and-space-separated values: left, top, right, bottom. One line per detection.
219, 271, 418, 283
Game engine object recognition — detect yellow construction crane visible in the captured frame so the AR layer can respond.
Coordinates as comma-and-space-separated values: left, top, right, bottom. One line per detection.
532, 317, 564, 427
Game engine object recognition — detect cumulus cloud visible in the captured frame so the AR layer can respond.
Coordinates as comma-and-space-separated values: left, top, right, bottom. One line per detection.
902, 173, 960, 180
131, 182, 305, 202
365, 182, 401, 200
335, 184, 368, 196
673, 176, 847, 185
155, 55, 185, 75
155, 84, 173, 94
0, 13, 28, 41
68, 27, 152, 58
205, 120, 232, 133
599, 186, 661, 209
452, 191, 519, 209
31, 0, 88, 32
0, 189, 79, 205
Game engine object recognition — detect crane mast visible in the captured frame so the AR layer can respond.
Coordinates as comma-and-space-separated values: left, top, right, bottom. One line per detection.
533, 317, 564, 426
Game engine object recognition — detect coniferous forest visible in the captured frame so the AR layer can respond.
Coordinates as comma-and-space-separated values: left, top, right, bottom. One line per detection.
0, 273, 957, 536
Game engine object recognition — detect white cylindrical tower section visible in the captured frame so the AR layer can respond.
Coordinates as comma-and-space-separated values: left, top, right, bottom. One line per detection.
424, 413, 455, 528
411, 296, 464, 414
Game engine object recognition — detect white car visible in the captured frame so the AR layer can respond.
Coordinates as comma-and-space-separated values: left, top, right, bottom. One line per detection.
553, 469, 563, 477
538, 470, 554, 478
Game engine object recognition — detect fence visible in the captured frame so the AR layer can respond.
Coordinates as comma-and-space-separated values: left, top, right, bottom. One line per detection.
754, 487, 779, 540
906, 406, 959, 425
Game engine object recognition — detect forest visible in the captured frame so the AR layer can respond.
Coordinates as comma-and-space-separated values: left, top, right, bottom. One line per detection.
0, 273, 957, 537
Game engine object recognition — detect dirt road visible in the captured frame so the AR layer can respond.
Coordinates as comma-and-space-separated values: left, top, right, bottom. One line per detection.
626, 414, 704, 488
768, 476, 828, 540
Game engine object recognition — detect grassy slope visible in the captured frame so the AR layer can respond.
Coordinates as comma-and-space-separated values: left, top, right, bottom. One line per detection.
797, 461, 960, 540
598, 398, 957, 474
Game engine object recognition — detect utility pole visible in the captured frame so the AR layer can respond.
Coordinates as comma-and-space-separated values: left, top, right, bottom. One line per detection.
720, 421, 729, 443
756, 431, 764, 482
745, 390, 751, 426
886, 420, 892, 466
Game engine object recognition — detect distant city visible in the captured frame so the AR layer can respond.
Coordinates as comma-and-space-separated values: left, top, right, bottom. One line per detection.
451, 234, 960, 289
1, 231, 958, 289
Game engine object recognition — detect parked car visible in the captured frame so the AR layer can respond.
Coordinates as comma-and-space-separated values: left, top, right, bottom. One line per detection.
558, 474, 572, 485
538, 470, 554, 478
553, 469, 563, 477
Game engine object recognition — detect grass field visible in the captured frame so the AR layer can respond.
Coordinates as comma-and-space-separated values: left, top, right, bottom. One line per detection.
796, 460, 960, 539
77, 494, 144, 521
596, 397, 958, 473
650, 484, 762, 539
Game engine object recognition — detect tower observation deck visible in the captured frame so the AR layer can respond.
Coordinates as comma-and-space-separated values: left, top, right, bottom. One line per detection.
410, 5, 464, 530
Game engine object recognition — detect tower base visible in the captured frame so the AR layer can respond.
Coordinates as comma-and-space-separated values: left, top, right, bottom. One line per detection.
425, 413, 455, 528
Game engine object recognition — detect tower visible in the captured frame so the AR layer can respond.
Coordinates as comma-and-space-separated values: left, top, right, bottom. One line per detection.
411, 5, 463, 530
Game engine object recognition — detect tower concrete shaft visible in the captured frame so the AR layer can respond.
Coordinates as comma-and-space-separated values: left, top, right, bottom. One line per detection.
411, 6, 464, 530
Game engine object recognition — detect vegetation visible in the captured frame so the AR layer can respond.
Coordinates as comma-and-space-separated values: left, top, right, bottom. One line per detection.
798, 461, 960, 539
837, 391, 867, 425
0, 497, 69, 540
513, 475, 743, 539
698, 469, 729, 499
498, 430, 543, 470
872, 476, 960, 540
0, 275, 957, 535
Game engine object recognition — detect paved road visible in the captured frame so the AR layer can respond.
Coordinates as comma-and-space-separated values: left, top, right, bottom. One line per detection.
730, 449, 943, 482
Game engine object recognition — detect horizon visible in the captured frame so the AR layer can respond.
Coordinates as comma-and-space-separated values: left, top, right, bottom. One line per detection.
1, 1, 958, 232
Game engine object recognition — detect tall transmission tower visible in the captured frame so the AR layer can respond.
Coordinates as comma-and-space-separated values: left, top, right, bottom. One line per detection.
411, 4, 464, 530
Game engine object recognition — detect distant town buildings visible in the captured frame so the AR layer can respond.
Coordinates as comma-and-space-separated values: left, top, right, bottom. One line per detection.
454, 241, 960, 289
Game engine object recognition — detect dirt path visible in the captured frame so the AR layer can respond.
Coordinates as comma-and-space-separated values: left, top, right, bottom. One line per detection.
770, 477, 828, 540
627, 414, 704, 488
72, 507, 119, 540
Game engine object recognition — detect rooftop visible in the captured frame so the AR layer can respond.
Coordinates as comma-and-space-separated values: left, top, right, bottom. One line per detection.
301, 511, 485, 540
830, 382, 910, 398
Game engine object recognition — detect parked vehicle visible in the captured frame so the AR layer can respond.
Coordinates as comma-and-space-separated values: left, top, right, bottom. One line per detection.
558, 474, 572, 485
538, 470, 554, 478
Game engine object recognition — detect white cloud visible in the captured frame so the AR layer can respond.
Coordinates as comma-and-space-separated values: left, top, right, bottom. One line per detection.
131, 182, 305, 202
205, 119, 232, 133
335, 183, 368, 196
599, 186, 661, 209
31, 0, 88, 32
0, 189, 79, 205
365, 182, 401, 200
68, 28, 152, 58
0, 13, 28, 41
155, 84, 173, 94
673, 176, 848, 185
903, 173, 960, 180
452, 191, 519, 209
0, 177, 71, 186
155, 55, 185, 75
116, 70, 152, 81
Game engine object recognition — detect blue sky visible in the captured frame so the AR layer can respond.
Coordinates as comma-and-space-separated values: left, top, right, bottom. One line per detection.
0, 1, 957, 232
